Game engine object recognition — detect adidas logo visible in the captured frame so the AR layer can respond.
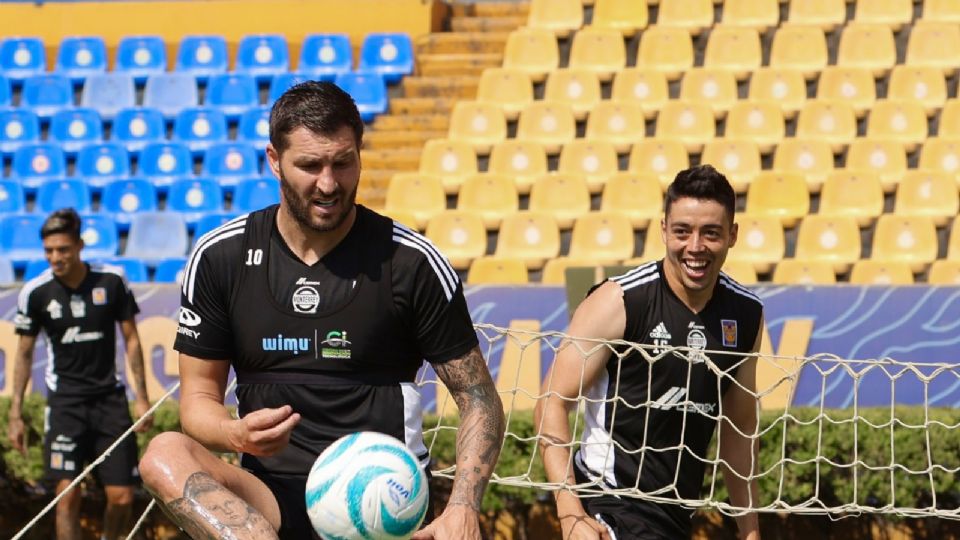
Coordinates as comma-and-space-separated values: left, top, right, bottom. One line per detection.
649, 322, 671, 340
650, 386, 716, 415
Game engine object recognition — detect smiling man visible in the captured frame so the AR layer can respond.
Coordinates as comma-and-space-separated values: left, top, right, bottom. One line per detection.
535, 165, 765, 540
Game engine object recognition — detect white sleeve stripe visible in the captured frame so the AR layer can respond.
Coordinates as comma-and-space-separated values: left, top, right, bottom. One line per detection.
618, 272, 660, 291
392, 230, 457, 302
719, 274, 762, 304
182, 219, 246, 297
392, 235, 455, 301
612, 261, 659, 289
17, 272, 53, 313
392, 226, 459, 290
91, 263, 132, 290
184, 227, 246, 303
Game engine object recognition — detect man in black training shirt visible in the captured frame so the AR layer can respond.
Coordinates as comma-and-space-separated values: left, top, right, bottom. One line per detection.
536, 165, 764, 540
7, 208, 152, 540
139, 81, 505, 540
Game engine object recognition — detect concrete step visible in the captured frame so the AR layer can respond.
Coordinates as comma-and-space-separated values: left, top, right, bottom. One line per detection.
414, 32, 508, 55
373, 114, 450, 132
450, 16, 526, 33
402, 76, 480, 99
417, 53, 502, 77
389, 97, 456, 115
363, 130, 447, 150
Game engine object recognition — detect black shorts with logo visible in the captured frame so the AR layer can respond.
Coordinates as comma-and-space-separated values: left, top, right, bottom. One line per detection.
44, 388, 139, 486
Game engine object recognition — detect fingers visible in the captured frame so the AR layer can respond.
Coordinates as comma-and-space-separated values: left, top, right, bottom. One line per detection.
409, 525, 434, 539
243, 405, 295, 431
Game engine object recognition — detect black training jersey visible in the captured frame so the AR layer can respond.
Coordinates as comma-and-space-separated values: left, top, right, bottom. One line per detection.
14, 263, 140, 397
175, 205, 478, 475
574, 260, 763, 537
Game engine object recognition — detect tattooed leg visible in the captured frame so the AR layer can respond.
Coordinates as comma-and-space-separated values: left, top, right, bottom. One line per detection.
159, 472, 278, 540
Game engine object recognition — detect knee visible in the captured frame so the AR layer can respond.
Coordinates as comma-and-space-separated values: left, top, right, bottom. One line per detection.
56, 486, 82, 513
139, 431, 199, 497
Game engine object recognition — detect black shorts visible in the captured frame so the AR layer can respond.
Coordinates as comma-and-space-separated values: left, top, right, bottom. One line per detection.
44, 388, 139, 486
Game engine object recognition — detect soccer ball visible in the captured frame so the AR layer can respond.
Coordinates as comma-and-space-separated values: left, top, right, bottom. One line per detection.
305, 431, 429, 540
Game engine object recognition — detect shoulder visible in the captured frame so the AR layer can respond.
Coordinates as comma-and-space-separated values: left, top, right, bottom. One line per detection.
389, 219, 460, 301
89, 262, 128, 284
181, 213, 250, 301
608, 260, 661, 295
18, 270, 55, 309
716, 271, 764, 312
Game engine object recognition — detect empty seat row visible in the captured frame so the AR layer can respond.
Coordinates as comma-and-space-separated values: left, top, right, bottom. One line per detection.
19, 256, 187, 283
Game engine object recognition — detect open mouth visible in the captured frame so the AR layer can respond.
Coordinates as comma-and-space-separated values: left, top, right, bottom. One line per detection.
312, 198, 337, 209
682, 259, 710, 279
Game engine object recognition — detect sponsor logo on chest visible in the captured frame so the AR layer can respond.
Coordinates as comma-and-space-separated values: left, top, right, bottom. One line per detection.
651, 386, 716, 415
320, 330, 352, 359
686, 322, 707, 364
61, 326, 104, 344
292, 278, 320, 314
261, 333, 312, 355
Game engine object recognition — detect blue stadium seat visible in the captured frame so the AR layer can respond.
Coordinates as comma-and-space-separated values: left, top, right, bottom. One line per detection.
94, 257, 148, 282
205, 74, 258, 120
153, 256, 187, 283
76, 143, 131, 191
0, 214, 45, 267
20, 74, 73, 120
0, 37, 46, 84
167, 177, 224, 229
49, 108, 104, 156
267, 73, 306, 106
124, 212, 190, 264
12, 143, 67, 191
24, 259, 49, 281
235, 34, 289, 83
79, 213, 119, 259
0, 109, 40, 156
193, 212, 238, 239
0, 180, 26, 214
359, 33, 414, 84
138, 142, 194, 192
80, 73, 136, 121
36, 179, 92, 214
101, 178, 158, 232
202, 143, 259, 191
0, 75, 10, 107
233, 176, 280, 213
115, 35, 167, 83
0, 256, 16, 284
173, 107, 228, 155
111, 107, 166, 154
334, 72, 387, 122
298, 33, 352, 81
237, 106, 271, 151
55, 36, 108, 84
143, 72, 199, 120
175, 35, 228, 83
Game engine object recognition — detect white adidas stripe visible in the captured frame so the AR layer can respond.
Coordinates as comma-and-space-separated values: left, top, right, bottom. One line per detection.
392, 224, 458, 301
719, 274, 761, 304
18, 271, 54, 313
183, 218, 247, 303
614, 262, 660, 291
90, 262, 131, 290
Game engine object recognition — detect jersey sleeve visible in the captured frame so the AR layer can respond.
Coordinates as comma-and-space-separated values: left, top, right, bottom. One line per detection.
174, 240, 236, 360
13, 284, 41, 336
112, 274, 140, 321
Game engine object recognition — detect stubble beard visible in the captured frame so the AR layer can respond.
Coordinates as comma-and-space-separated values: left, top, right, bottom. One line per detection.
278, 167, 358, 233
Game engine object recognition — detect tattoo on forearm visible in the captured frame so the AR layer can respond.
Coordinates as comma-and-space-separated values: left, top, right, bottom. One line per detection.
161, 472, 277, 540
128, 348, 149, 399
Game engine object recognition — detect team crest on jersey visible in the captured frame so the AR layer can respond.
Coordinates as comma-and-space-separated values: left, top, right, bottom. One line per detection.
50, 452, 63, 470
321, 330, 352, 359
292, 285, 320, 314
721, 320, 738, 347
92, 287, 107, 305
69, 294, 85, 318
685, 322, 707, 364
46, 300, 62, 320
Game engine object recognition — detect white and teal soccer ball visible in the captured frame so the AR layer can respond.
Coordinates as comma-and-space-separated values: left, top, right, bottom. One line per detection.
305, 431, 429, 540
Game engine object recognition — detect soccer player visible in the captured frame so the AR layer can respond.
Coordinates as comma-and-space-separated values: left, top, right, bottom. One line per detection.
535, 165, 764, 540
138, 81, 505, 540
6, 208, 152, 540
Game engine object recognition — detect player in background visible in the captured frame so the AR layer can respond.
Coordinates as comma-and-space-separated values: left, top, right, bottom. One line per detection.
536, 165, 763, 539
7, 208, 152, 540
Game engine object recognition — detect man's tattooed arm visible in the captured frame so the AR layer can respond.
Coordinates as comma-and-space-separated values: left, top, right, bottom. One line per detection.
433, 346, 506, 512
159, 472, 278, 540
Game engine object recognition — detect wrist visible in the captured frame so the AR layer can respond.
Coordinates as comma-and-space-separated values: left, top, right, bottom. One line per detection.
219, 418, 241, 452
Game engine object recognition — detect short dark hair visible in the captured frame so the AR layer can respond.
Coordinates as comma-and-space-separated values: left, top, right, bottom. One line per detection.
269, 80, 364, 154
664, 164, 736, 224
40, 208, 82, 241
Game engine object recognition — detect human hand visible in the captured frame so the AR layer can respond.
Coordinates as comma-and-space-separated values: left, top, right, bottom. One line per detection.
7, 415, 25, 455
560, 512, 613, 540
133, 398, 153, 433
410, 504, 482, 540
222, 405, 301, 456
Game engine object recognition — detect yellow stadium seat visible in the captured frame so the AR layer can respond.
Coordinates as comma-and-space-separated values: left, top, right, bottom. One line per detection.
636, 26, 694, 81
949, 219, 960, 260
703, 26, 762, 80
894, 170, 959, 227
601, 172, 663, 228
568, 212, 636, 264
795, 100, 858, 152
871, 214, 938, 273
384, 173, 446, 230
922, 0, 960, 23
844, 139, 907, 192
866, 100, 928, 153
721, 260, 759, 285
418, 138, 478, 194
745, 171, 810, 228
701, 139, 762, 193
772, 139, 834, 192
918, 137, 960, 176
528, 173, 592, 228
850, 260, 915, 285
541, 257, 596, 285
769, 24, 829, 80
837, 23, 896, 77
906, 21, 960, 75
748, 68, 807, 119
558, 140, 620, 193
476, 68, 533, 121
679, 68, 738, 118
516, 101, 577, 155
818, 170, 884, 226
591, 0, 649, 36
487, 140, 548, 195
816, 67, 876, 118
382, 209, 420, 231
586, 101, 646, 154
568, 27, 627, 82
853, 0, 912, 30
503, 28, 560, 83
425, 210, 487, 270
937, 100, 960, 139
467, 256, 529, 285
527, 0, 583, 37
656, 0, 714, 35
456, 174, 520, 229
727, 214, 785, 274
725, 101, 785, 154
629, 139, 690, 188
720, 0, 779, 31
447, 101, 507, 155
795, 214, 862, 273
654, 100, 716, 153
787, 0, 846, 31
611, 68, 669, 119
772, 259, 838, 285
887, 65, 947, 116
544, 69, 602, 121
494, 211, 561, 270
635, 224, 666, 263
927, 260, 960, 285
